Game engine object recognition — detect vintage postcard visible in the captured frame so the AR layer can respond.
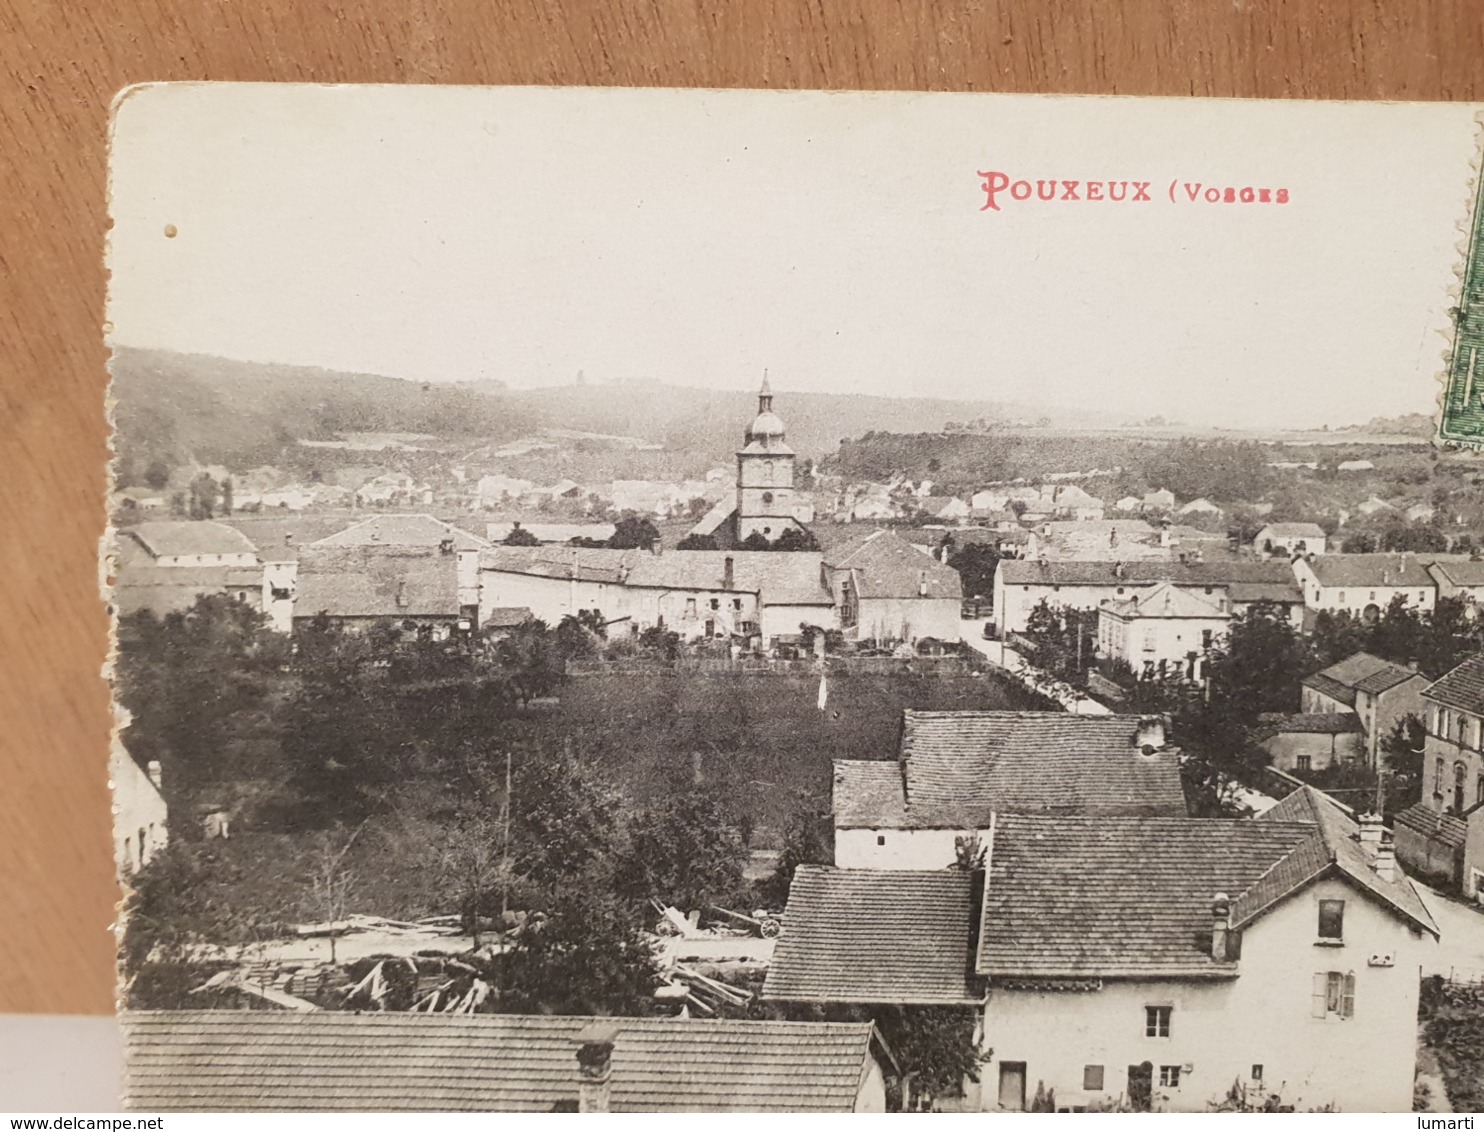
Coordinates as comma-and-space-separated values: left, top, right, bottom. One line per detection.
106, 85, 1484, 1114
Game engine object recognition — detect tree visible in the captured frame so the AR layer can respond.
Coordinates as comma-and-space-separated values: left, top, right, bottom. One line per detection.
608, 513, 661, 550
1382, 714, 1428, 813
303, 824, 364, 963
143, 460, 171, 490
115, 594, 285, 806
1342, 532, 1378, 554
1205, 602, 1315, 722
676, 533, 719, 550
871, 1007, 988, 1112
613, 788, 750, 914
493, 892, 661, 1016
503, 523, 540, 546
492, 620, 564, 706
946, 542, 1000, 599
739, 531, 772, 551
760, 789, 832, 907
220, 477, 234, 516
773, 526, 821, 552
429, 797, 506, 947
509, 744, 623, 894
187, 473, 221, 520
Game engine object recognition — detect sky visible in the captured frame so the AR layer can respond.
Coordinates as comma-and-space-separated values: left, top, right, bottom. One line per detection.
107, 85, 1481, 428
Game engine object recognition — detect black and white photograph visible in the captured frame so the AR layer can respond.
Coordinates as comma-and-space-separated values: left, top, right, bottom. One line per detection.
105, 83, 1484, 1113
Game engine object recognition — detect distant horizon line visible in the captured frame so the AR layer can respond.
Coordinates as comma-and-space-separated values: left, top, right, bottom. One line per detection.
107, 340, 1428, 436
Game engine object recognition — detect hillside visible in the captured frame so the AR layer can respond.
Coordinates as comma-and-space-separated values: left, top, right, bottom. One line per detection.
110, 348, 1104, 481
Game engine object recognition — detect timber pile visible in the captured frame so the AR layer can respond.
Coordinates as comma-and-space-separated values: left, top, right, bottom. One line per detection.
657, 963, 753, 1017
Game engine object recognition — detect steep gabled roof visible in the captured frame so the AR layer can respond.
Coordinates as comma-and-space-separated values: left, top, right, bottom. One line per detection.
1237, 786, 1437, 937
1257, 523, 1326, 539
763, 867, 979, 1005
996, 559, 1296, 588
308, 514, 488, 551
1253, 712, 1365, 739
1424, 654, 1484, 715
1430, 559, 1484, 588
976, 815, 1314, 979
1303, 651, 1419, 702
123, 1011, 882, 1112
893, 711, 1186, 819
1394, 801, 1469, 850
129, 521, 260, 560
823, 530, 962, 600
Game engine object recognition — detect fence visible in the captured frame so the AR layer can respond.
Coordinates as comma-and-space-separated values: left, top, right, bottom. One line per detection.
565, 655, 975, 677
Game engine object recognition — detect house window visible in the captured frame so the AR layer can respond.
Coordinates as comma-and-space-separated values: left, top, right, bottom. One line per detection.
1202, 629, 1214, 649
1252, 1065, 1263, 1083
733, 598, 742, 611
710, 598, 720, 610
1369, 591, 1377, 601
876, 835, 886, 846
685, 598, 697, 618
1436, 757, 1446, 798
1083, 1065, 1104, 1091
1296, 755, 1312, 772
1478, 775, 1484, 806
1144, 1005, 1172, 1037
1338, 591, 1345, 604
1312, 971, 1356, 1019
1158, 1066, 1181, 1088
1318, 899, 1345, 941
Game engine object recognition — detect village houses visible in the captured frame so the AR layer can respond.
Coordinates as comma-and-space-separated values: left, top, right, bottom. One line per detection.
1429, 558, 1484, 607
1253, 713, 1366, 773
832, 711, 1185, 870
1096, 581, 1230, 683
1254, 522, 1328, 558
111, 741, 167, 876
1291, 554, 1437, 623
1395, 654, 1484, 897
1300, 651, 1431, 767
768, 786, 1437, 1113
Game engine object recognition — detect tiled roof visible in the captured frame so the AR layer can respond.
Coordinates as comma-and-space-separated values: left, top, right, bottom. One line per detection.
481, 546, 638, 584
221, 517, 370, 561
763, 867, 979, 1005
823, 531, 962, 600
1102, 582, 1228, 620
485, 606, 534, 628
1227, 581, 1305, 605
1254, 712, 1365, 737
1239, 787, 1437, 936
113, 565, 264, 618
881, 711, 1186, 821
1258, 523, 1326, 539
996, 559, 1296, 588
486, 523, 616, 544
1304, 553, 1437, 589
123, 1011, 881, 1112
1303, 652, 1418, 702
627, 552, 833, 606
1424, 654, 1484, 715
308, 514, 489, 551
128, 521, 260, 560
976, 815, 1315, 978
1430, 559, 1484, 588
295, 546, 460, 618
1394, 802, 1469, 850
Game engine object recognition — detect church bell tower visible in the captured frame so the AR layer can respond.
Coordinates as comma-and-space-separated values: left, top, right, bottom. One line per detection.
736, 373, 800, 544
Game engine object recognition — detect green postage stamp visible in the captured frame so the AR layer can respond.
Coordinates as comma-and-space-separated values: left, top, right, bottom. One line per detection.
1440, 153, 1484, 446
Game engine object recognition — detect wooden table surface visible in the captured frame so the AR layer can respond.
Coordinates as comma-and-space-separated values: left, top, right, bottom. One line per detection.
4, 0, 1483, 1016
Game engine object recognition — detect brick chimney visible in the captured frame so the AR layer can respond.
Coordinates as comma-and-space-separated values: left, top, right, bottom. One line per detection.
1375, 834, 1397, 882
576, 1022, 619, 1113
1358, 812, 1384, 850
650, 537, 663, 557
146, 760, 163, 791
1211, 892, 1231, 959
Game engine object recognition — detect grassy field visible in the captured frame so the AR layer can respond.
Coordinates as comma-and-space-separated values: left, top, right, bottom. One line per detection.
513, 669, 1044, 839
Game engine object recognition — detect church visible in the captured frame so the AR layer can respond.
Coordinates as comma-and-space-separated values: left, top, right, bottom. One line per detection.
687, 375, 810, 549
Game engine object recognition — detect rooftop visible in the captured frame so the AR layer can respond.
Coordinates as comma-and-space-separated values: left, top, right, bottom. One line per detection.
1303, 553, 1437, 589
997, 559, 1297, 588
1424, 653, 1484, 715
1257, 522, 1327, 539
833, 712, 1186, 829
127, 521, 260, 560
1102, 581, 1229, 620
1430, 559, 1484, 587
1302, 651, 1423, 705
822, 530, 962, 600
762, 867, 979, 1005
295, 546, 460, 619
308, 514, 489, 551
123, 1011, 883, 1112
1253, 712, 1366, 738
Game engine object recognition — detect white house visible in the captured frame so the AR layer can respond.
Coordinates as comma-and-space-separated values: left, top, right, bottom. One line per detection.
1254, 523, 1327, 558
1300, 651, 1430, 767
1291, 554, 1437, 621
1177, 497, 1223, 518
822, 529, 963, 644
832, 711, 1185, 871
112, 742, 167, 875
1428, 559, 1484, 606
1097, 582, 1230, 682
125, 521, 259, 568
768, 787, 1438, 1113
993, 560, 1302, 638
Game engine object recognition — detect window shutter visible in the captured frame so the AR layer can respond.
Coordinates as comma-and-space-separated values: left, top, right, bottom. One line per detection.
1311, 972, 1328, 1018
1342, 972, 1356, 1019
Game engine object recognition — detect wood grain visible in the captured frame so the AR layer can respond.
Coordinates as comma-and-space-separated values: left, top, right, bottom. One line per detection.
3, 0, 1484, 1016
